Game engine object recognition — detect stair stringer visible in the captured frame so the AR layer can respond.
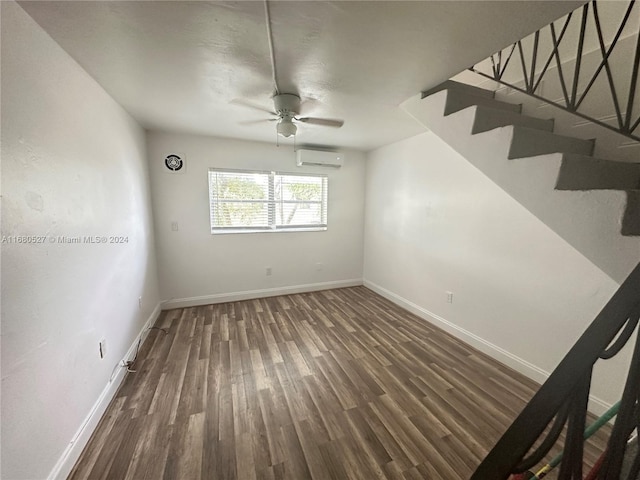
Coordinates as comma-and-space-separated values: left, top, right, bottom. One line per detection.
401, 90, 640, 283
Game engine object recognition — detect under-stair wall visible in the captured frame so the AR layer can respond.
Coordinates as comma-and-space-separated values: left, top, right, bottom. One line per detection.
401, 82, 640, 284
363, 130, 631, 415
365, 78, 640, 416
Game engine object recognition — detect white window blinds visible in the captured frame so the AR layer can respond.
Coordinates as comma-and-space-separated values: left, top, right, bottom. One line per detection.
209, 169, 328, 233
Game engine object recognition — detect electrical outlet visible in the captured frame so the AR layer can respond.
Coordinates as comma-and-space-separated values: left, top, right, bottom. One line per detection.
266, 267, 272, 276
446, 292, 454, 304
99, 339, 107, 359
315, 262, 323, 271
171, 221, 179, 231
138, 296, 142, 309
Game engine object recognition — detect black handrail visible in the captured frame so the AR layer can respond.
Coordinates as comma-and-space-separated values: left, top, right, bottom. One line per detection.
469, 0, 640, 142
471, 261, 640, 479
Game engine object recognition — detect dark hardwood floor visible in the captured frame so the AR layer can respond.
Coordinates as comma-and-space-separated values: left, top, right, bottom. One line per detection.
69, 286, 608, 479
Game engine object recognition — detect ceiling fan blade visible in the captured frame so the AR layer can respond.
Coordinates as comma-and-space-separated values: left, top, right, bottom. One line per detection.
297, 117, 344, 128
230, 98, 277, 116
238, 118, 278, 126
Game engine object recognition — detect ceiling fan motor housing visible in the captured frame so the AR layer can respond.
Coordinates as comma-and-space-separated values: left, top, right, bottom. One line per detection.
274, 93, 301, 116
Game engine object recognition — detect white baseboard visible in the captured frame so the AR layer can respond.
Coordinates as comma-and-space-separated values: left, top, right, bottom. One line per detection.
161, 279, 364, 309
363, 280, 613, 417
48, 303, 162, 480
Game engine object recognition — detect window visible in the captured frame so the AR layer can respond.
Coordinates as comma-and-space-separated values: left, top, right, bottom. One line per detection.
209, 169, 328, 234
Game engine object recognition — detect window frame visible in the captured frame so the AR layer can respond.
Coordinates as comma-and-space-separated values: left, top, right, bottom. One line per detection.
208, 168, 328, 234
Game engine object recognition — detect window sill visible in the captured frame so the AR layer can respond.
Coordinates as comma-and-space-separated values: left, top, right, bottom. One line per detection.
211, 227, 327, 235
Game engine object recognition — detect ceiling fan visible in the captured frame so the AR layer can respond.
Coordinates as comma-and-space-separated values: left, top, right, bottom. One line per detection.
232, 93, 344, 138
232, 1, 345, 140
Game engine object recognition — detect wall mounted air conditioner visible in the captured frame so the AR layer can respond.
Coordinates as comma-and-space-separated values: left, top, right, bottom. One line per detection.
296, 149, 344, 168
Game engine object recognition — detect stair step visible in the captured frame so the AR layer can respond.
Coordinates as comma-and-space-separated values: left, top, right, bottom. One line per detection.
556, 155, 640, 191
508, 127, 595, 159
622, 191, 640, 236
422, 80, 494, 100
444, 89, 521, 116
472, 106, 554, 134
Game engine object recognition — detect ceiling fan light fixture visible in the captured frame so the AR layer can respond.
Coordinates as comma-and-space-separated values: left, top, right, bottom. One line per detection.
277, 119, 297, 138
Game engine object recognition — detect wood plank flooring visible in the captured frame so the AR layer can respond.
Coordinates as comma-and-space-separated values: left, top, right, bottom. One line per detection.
69, 287, 608, 479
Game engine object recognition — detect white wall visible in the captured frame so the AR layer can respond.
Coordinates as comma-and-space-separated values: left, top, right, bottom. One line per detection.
147, 132, 365, 307
363, 131, 634, 411
1, 3, 160, 479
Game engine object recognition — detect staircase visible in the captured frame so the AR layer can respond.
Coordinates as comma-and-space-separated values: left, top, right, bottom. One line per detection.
401, 79, 640, 479
401, 80, 640, 283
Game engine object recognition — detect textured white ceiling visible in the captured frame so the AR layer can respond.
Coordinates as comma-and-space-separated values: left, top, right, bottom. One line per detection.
18, 1, 582, 151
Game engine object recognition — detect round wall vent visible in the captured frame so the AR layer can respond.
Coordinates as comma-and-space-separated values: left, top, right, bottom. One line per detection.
164, 154, 184, 172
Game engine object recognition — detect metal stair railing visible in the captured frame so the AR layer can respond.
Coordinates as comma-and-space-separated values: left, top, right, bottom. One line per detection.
471, 261, 640, 479
469, 0, 640, 142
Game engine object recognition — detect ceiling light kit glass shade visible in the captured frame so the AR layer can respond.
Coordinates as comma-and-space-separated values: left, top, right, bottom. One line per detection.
277, 119, 297, 138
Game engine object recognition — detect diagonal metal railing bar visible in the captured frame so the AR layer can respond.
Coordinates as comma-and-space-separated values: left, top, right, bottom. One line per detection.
570, 4, 590, 108
550, 21, 571, 107
624, 31, 640, 131
490, 54, 498, 78
629, 110, 640, 133
574, 0, 634, 125
530, 31, 540, 92
517, 40, 531, 92
531, 13, 573, 94
470, 0, 640, 143
499, 44, 517, 80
